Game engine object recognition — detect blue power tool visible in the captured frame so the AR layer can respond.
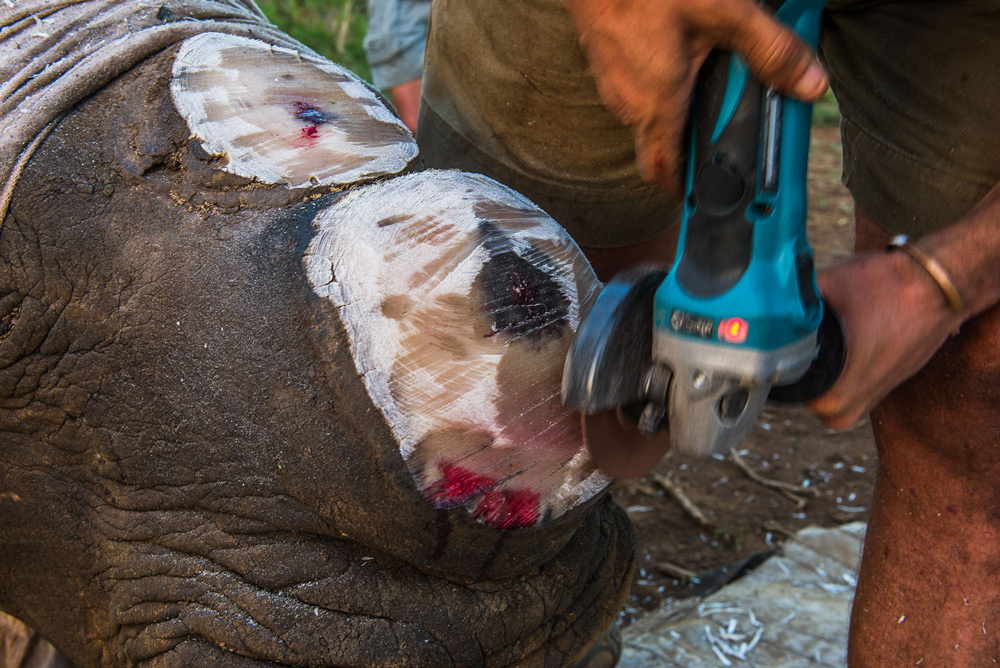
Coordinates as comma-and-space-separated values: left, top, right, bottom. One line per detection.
562, 0, 843, 476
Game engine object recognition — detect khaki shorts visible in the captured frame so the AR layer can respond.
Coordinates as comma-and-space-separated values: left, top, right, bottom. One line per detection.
419, 0, 1000, 246
822, 1, 1000, 236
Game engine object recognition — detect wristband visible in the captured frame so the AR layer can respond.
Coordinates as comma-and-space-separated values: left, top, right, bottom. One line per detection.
887, 235, 964, 312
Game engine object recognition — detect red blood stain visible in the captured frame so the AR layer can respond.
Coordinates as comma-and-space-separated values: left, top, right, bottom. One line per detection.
291, 125, 321, 149
426, 463, 542, 529
427, 464, 495, 507
475, 488, 541, 529
290, 101, 328, 148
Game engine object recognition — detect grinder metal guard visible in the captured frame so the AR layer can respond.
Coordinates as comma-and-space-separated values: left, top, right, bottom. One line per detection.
563, 0, 841, 476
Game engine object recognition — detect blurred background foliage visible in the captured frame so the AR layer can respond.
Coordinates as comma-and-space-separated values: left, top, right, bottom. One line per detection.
257, 0, 371, 82
813, 90, 841, 128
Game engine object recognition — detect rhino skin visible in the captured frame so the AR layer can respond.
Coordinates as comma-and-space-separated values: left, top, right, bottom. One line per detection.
0, 7, 635, 668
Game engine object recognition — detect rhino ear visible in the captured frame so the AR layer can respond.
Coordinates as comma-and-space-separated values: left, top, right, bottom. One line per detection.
169, 32, 417, 188
305, 171, 610, 530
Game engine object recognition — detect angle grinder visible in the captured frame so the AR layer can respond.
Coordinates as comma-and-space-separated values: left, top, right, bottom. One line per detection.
562, 0, 843, 477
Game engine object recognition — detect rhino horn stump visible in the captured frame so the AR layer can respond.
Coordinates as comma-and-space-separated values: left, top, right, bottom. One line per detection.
0, 5, 635, 667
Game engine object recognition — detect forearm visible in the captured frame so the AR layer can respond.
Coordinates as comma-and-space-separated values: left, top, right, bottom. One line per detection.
916, 179, 1000, 319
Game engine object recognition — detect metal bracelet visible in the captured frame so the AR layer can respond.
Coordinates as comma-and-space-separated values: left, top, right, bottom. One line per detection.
888, 234, 965, 312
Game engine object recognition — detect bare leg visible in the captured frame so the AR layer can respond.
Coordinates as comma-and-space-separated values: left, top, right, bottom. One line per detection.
389, 77, 422, 133
848, 213, 1000, 666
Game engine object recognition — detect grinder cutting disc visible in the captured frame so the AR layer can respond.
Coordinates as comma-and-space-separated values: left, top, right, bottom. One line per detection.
563, 266, 673, 478
583, 407, 672, 479
562, 267, 667, 414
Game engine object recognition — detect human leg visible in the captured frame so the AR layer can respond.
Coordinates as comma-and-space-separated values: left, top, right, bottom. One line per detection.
387, 76, 421, 133
821, 3, 1000, 662
847, 215, 1000, 667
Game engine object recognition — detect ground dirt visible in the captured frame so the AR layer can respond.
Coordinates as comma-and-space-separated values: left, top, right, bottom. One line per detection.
616, 126, 877, 624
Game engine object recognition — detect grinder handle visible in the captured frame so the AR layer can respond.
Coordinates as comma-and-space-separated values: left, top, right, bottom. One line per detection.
657, 0, 829, 361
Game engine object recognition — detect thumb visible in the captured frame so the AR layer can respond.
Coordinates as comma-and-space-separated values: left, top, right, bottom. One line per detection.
722, 4, 828, 102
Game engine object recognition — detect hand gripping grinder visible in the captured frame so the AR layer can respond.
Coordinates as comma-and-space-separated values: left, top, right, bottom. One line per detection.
562, 0, 843, 477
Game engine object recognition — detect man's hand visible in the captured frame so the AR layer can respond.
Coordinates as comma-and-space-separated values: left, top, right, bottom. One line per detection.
812, 180, 1000, 430
809, 252, 964, 430
564, 0, 828, 194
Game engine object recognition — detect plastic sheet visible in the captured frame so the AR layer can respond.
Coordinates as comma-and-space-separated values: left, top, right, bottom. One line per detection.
171, 33, 416, 188
620, 522, 866, 668
305, 171, 610, 528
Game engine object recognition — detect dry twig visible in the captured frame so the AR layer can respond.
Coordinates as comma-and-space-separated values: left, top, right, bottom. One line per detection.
653, 473, 714, 529
335, 0, 354, 56
657, 559, 699, 580
763, 519, 797, 538
730, 448, 815, 509
620, 480, 660, 498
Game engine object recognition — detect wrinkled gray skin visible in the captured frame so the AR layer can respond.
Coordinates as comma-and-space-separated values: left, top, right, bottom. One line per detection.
0, 45, 634, 667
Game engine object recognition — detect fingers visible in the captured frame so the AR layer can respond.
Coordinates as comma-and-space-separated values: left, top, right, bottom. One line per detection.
634, 119, 682, 195
809, 394, 868, 431
713, 0, 828, 101
567, 0, 828, 194
632, 47, 706, 194
636, 0, 828, 192
807, 252, 961, 432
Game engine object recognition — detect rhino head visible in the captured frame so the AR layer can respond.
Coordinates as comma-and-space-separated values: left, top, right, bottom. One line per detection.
0, 7, 634, 667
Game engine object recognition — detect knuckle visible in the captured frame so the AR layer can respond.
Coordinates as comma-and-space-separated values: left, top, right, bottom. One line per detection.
742, 27, 811, 81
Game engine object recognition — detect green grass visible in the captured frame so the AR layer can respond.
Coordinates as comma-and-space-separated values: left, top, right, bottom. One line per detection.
257, 0, 371, 82
812, 89, 841, 128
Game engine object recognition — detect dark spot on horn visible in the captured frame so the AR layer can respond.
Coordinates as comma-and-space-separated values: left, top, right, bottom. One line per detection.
380, 294, 413, 320
472, 201, 552, 231
476, 224, 569, 341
